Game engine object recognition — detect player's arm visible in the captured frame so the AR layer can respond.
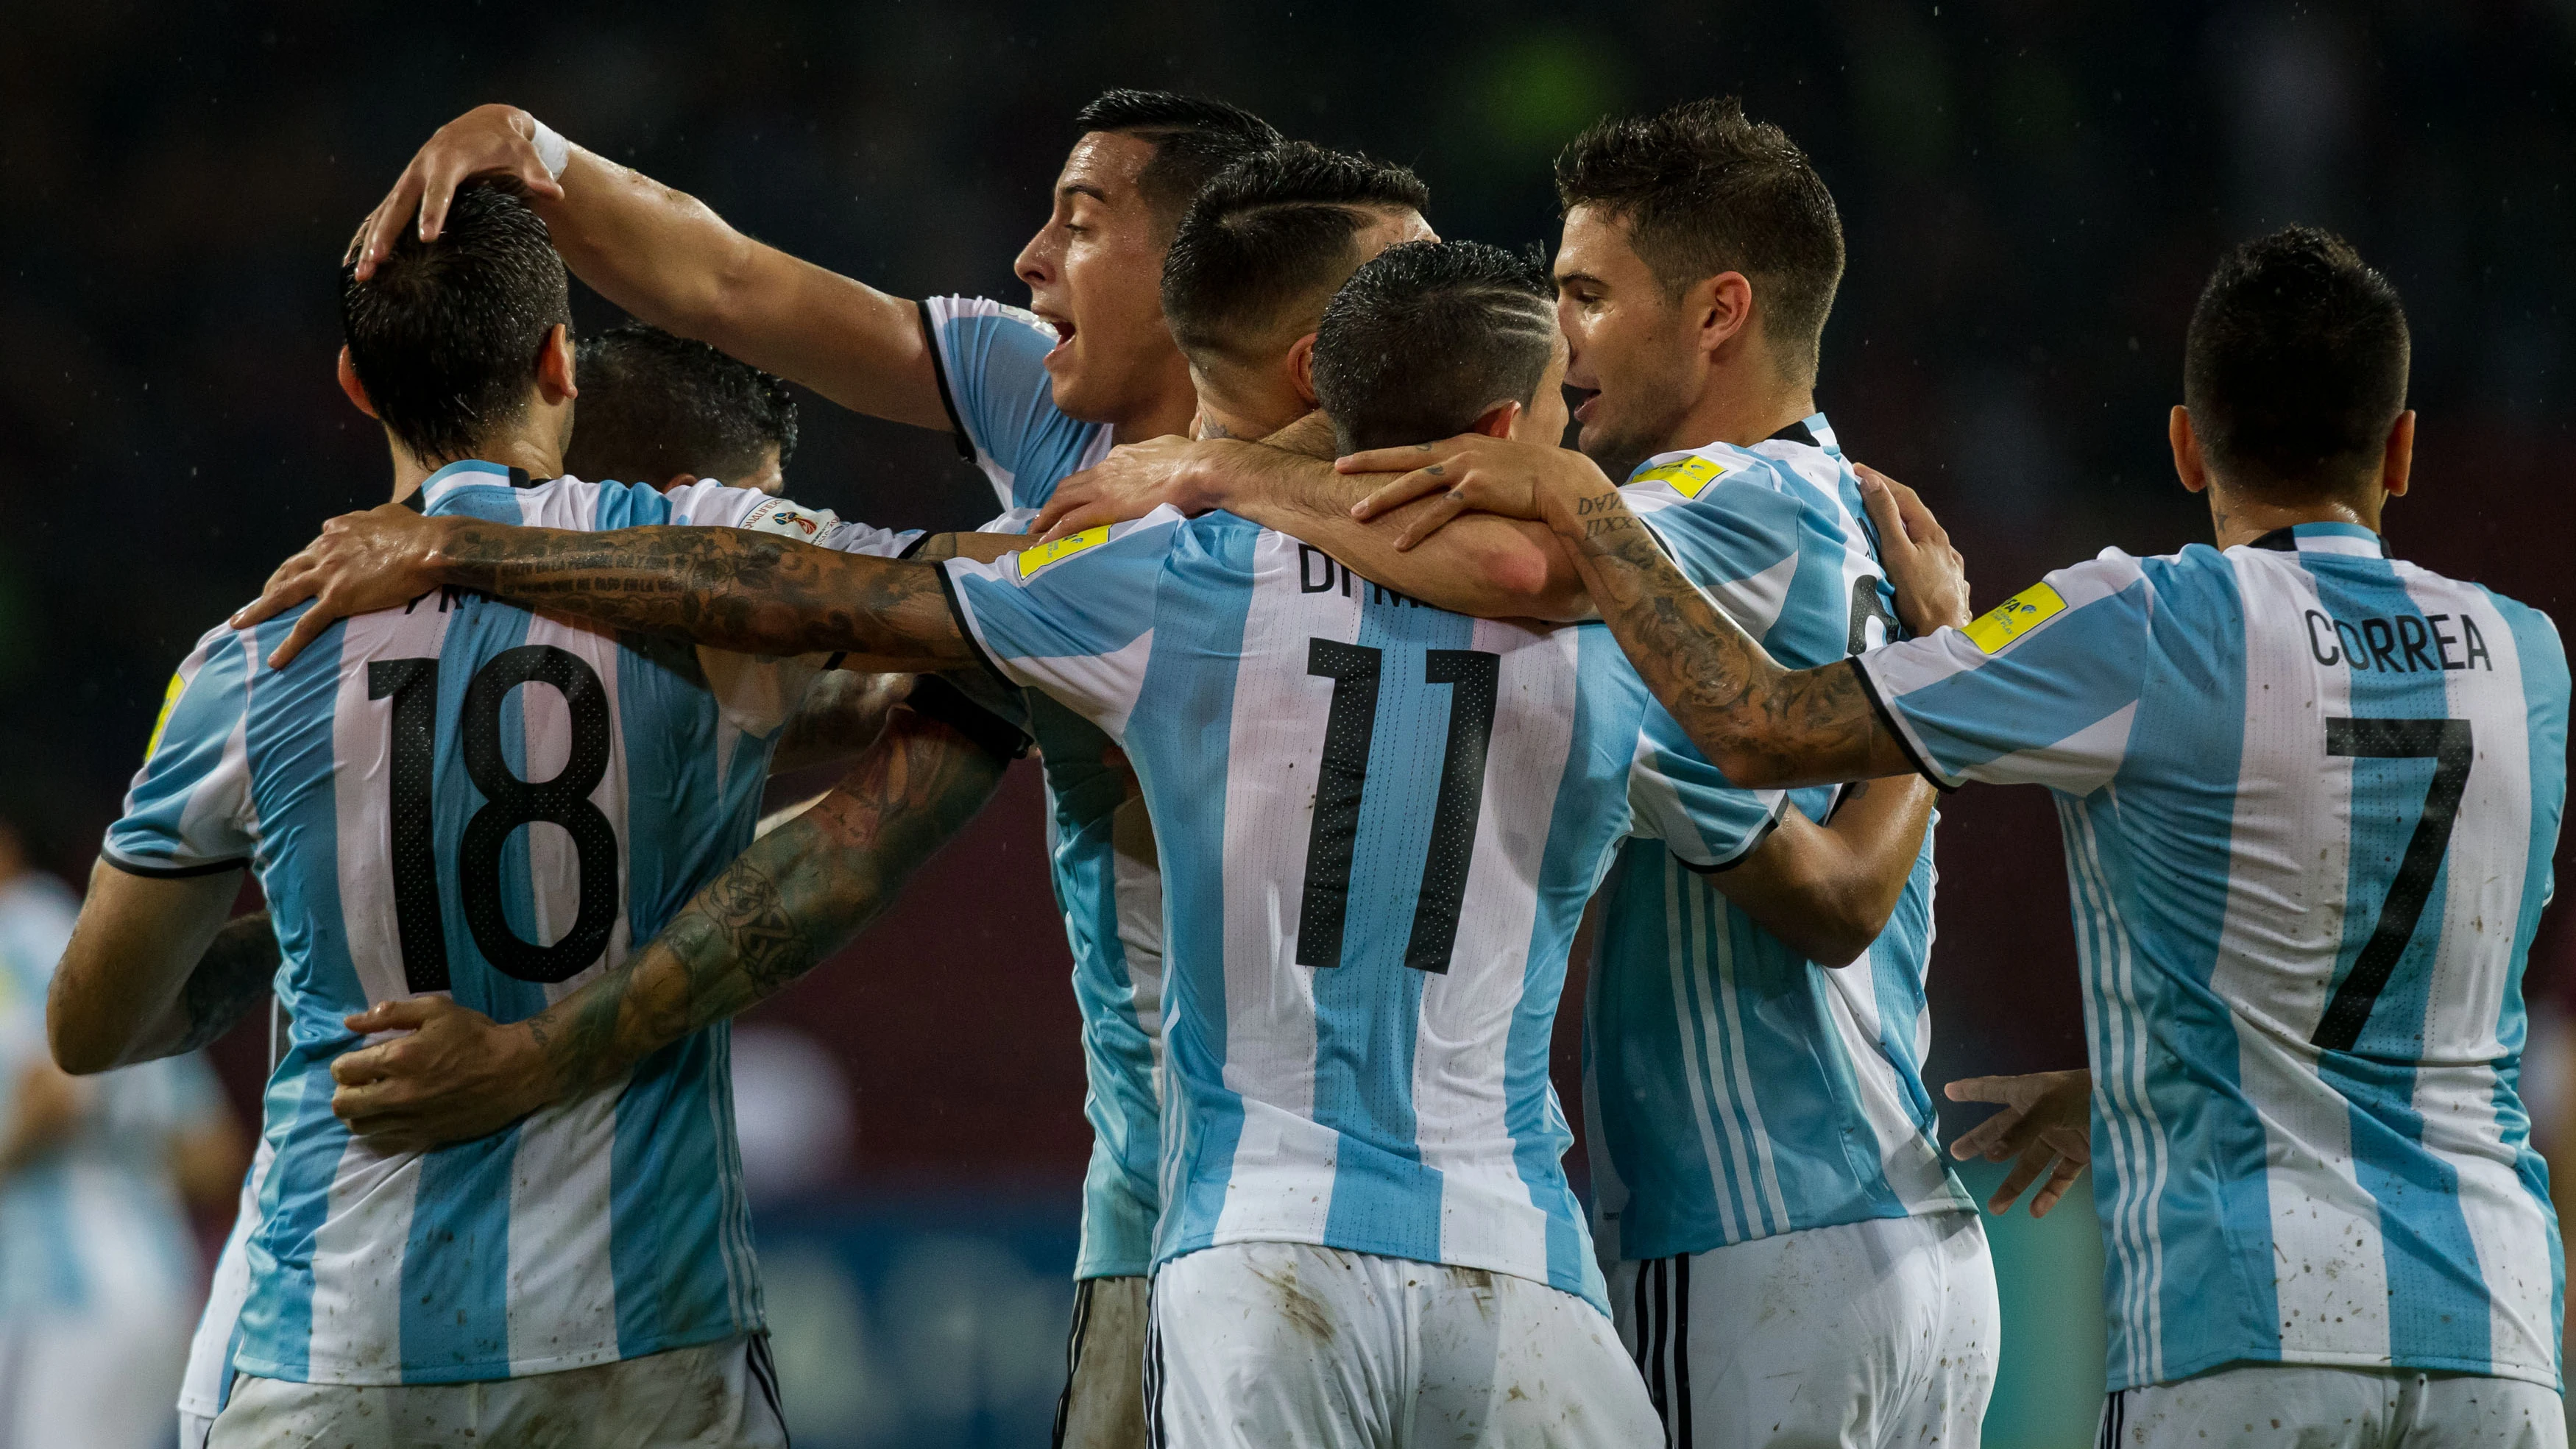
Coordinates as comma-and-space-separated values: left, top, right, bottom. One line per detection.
236, 506, 980, 670
1705, 775, 1938, 968
326, 698, 1010, 1152
49, 864, 263, 1074
350, 104, 947, 430
1034, 434, 1591, 623
1340, 436, 1967, 788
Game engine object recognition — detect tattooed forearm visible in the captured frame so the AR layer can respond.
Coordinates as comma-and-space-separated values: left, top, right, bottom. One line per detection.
170, 910, 279, 1055
1551, 483, 1894, 788
432, 521, 974, 665
523, 705, 1009, 1099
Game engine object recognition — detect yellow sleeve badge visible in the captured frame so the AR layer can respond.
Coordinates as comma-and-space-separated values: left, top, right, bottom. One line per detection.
1629, 455, 1728, 500
1016, 524, 1111, 578
1961, 583, 2068, 653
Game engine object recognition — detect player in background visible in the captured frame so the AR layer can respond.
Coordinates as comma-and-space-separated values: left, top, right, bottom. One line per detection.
1040, 98, 1997, 1447
1359, 229, 2569, 1447
163, 302, 917, 1449
567, 320, 801, 495
345, 91, 1279, 1448
0, 815, 247, 1449
49, 183, 926, 1448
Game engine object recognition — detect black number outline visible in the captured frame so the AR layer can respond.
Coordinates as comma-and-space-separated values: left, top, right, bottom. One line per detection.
2312, 716, 2474, 1052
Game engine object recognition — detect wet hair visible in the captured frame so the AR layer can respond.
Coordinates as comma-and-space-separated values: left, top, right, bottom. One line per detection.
565, 322, 799, 486
339, 180, 573, 464
2184, 227, 2410, 497
1554, 97, 1844, 383
1072, 89, 1284, 223
1311, 240, 1558, 454
1161, 142, 1431, 366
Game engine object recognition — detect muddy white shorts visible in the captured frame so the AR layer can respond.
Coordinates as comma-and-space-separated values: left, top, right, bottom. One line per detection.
204, 1332, 788, 1448
2101, 1364, 2565, 1448
1144, 1240, 1660, 1448
1607, 1210, 1999, 1448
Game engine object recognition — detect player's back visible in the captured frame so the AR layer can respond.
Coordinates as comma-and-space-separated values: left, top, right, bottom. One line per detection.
945, 508, 1655, 1308
1862, 519, 2568, 1389
108, 461, 852, 1387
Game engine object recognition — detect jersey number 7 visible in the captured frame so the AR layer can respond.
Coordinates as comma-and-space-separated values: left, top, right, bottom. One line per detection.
2312, 716, 2474, 1052
1294, 640, 1501, 975
370, 647, 622, 994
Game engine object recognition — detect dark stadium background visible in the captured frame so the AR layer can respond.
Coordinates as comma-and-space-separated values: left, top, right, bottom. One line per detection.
3, 2, 2569, 1442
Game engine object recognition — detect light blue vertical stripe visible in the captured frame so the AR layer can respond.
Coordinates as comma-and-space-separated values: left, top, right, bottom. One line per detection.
2492, 592, 2569, 1380
1124, 520, 1257, 1261
233, 608, 357, 1382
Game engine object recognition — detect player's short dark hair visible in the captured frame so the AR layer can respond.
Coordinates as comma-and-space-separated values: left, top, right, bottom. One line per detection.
2184, 227, 2410, 497
1312, 240, 1558, 454
565, 322, 799, 486
1074, 89, 1284, 224
340, 180, 573, 465
1555, 97, 1844, 383
1161, 142, 1432, 366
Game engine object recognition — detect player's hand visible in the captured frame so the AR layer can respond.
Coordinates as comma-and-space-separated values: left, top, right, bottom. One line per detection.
230, 504, 460, 668
1854, 466, 1970, 635
1945, 1069, 2092, 1219
348, 104, 562, 282
1337, 435, 1610, 550
1036, 435, 1215, 542
330, 996, 554, 1153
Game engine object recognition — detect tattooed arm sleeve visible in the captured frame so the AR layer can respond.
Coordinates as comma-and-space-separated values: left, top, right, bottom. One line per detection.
1548, 481, 1920, 789
520, 699, 1008, 1099
431, 519, 979, 667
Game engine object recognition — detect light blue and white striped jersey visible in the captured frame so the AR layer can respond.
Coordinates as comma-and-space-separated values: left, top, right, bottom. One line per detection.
1857, 521, 2568, 1392
107, 461, 913, 1387
1586, 417, 1970, 1266
924, 294, 1166, 1280
943, 508, 1699, 1311
0, 873, 222, 1318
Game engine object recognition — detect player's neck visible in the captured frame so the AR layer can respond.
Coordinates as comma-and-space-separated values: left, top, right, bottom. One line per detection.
1665, 358, 1816, 453
2204, 483, 2384, 550
1110, 353, 1204, 446
385, 432, 567, 504
1193, 387, 1306, 448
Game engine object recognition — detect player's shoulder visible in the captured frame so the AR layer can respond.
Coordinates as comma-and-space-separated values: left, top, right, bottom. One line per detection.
921, 294, 1058, 344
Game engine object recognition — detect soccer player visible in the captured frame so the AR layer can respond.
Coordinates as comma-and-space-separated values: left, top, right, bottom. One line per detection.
237, 238, 1685, 1445
49, 183, 924, 1448
346, 92, 1281, 1445
0, 816, 247, 1449
1044, 98, 1994, 1447
1356, 229, 2570, 1447
566, 320, 801, 495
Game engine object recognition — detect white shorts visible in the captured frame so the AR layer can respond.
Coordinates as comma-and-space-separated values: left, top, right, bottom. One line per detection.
2101, 1364, 2566, 1448
1607, 1210, 1999, 1448
204, 1333, 788, 1449
1146, 1240, 1660, 1448
0, 1308, 191, 1449
1058, 1275, 1149, 1449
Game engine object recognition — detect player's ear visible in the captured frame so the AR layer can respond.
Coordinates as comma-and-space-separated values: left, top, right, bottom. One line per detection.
336, 346, 378, 419
1471, 400, 1521, 440
2169, 405, 2209, 495
535, 324, 578, 405
2380, 410, 2415, 500
1697, 271, 1755, 357
1287, 332, 1320, 408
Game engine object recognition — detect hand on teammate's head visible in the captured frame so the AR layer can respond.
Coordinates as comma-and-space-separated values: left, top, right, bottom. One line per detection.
1854, 465, 1970, 637
350, 104, 564, 283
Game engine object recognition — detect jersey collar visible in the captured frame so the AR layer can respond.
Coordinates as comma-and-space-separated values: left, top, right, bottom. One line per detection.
1624, 411, 1840, 481
2246, 521, 2389, 558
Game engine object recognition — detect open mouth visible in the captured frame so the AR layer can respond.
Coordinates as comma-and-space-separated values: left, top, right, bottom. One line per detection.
1033, 308, 1075, 358
1568, 386, 1602, 425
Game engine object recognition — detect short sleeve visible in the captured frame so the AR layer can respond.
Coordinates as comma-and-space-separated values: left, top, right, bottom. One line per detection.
103, 626, 261, 878
938, 509, 1184, 739
1627, 712, 1797, 868
921, 296, 1105, 512
1855, 551, 2155, 794
1625, 473, 1807, 637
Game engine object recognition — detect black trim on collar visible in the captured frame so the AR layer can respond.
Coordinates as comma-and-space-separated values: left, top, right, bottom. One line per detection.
506, 467, 557, 489
400, 489, 427, 513
2249, 528, 2300, 551
917, 300, 975, 463
1766, 419, 1820, 449
1848, 656, 1956, 793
